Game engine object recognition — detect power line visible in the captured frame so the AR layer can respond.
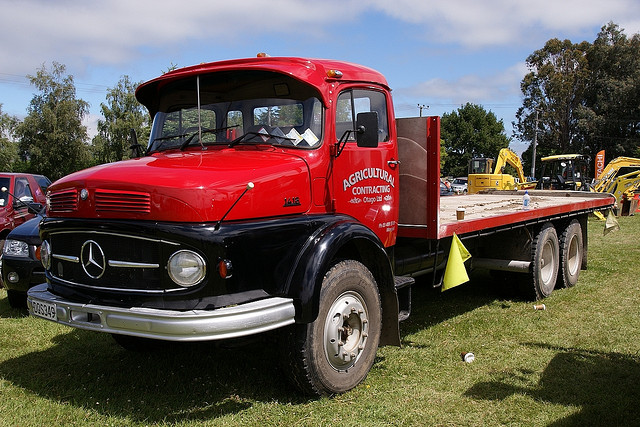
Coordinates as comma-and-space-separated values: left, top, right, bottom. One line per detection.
395, 102, 521, 112
0, 72, 111, 95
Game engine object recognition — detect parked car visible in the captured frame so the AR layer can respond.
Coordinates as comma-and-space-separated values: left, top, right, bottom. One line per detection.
440, 179, 453, 196
1, 214, 45, 308
451, 177, 468, 194
0, 173, 50, 248
0, 173, 50, 301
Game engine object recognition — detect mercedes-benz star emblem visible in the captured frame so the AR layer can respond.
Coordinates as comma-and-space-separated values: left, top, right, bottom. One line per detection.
81, 240, 106, 279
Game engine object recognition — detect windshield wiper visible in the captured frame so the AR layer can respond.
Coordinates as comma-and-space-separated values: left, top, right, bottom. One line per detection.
146, 134, 185, 155
147, 126, 241, 155
180, 125, 239, 151
228, 131, 295, 148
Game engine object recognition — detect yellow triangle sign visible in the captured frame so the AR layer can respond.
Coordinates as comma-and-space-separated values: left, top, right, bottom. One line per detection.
442, 233, 471, 291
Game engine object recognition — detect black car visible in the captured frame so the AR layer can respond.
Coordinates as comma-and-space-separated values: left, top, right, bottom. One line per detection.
1, 215, 44, 309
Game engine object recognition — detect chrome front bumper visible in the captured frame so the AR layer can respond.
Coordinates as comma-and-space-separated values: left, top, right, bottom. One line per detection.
27, 283, 296, 341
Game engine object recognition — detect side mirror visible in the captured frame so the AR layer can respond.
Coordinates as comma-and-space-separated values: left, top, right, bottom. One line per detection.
129, 128, 144, 158
27, 202, 43, 215
355, 112, 379, 148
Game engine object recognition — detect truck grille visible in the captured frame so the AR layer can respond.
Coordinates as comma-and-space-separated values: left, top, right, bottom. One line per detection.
95, 190, 151, 214
49, 189, 78, 212
48, 231, 178, 292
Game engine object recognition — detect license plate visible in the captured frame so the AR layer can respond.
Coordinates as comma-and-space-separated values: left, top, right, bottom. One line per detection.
31, 300, 57, 321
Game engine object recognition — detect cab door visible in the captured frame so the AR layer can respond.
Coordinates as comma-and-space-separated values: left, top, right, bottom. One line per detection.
331, 88, 399, 247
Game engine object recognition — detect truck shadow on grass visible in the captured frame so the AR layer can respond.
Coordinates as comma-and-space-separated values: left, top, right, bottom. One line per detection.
0, 307, 29, 319
0, 329, 310, 423
0, 271, 523, 422
399, 270, 521, 342
464, 343, 640, 425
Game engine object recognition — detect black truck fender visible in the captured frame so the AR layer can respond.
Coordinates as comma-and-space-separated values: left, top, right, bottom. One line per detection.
284, 217, 401, 346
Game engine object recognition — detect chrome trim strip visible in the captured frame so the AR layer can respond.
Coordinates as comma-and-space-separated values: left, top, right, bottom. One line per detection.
108, 260, 160, 269
53, 254, 80, 263
27, 284, 296, 341
49, 230, 180, 246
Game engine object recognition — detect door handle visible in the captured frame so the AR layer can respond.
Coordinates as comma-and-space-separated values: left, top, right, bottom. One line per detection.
387, 160, 401, 168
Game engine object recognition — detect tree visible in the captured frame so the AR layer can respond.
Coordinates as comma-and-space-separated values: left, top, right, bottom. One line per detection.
515, 23, 640, 173
440, 103, 511, 177
91, 76, 150, 164
14, 62, 90, 180
0, 104, 19, 171
582, 23, 640, 160
514, 38, 591, 172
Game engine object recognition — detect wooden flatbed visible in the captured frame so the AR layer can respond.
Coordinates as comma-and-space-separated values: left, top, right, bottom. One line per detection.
396, 117, 615, 241
399, 190, 615, 240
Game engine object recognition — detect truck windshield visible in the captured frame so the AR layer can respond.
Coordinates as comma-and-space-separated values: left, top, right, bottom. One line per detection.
146, 71, 324, 153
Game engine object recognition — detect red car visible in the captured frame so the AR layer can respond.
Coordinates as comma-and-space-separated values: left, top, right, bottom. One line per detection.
0, 173, 50, 270
0, 173, 48, 234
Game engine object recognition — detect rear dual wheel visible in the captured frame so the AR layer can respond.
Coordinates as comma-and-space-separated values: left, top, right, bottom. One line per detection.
558, 220, 583, 288
530, 223, 559, 300
529, 220, 583, 300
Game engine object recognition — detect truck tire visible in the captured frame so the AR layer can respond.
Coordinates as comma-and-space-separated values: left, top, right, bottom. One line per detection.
282, 260, 381, 396
558, 220, 583, 288
0, 238, 5, 288
7, 289, 27, 309
530, 223, 559, 300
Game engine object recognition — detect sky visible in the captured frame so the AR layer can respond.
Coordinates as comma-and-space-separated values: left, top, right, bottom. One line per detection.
1, 0, 639, 155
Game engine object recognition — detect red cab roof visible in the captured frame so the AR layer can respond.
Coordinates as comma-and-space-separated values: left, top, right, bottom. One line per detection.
135, 56, 390, 115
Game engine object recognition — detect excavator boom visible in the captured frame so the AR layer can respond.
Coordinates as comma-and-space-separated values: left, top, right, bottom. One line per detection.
494, 148, 528, 183
593, 157, 640, 193
468, 148, 535, 193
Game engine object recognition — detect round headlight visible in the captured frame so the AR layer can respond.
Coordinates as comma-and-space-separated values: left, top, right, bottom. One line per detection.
41, 240, 51, 269
167, 250, 206, 287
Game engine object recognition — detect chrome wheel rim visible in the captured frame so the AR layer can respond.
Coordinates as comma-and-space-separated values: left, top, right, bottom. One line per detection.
323, 291, 369, 371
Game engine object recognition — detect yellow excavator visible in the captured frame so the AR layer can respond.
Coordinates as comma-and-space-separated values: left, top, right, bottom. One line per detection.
468, 148, 537, 194
593, 156, 640, 215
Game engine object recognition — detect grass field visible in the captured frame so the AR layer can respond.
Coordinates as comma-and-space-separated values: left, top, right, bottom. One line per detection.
1, 215, 639, 426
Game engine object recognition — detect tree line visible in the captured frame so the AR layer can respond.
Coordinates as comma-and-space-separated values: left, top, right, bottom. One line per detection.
514, 22, 640, 174
1, 22, 638, 182
0, 62, 150, 181
441, 22, 639, 178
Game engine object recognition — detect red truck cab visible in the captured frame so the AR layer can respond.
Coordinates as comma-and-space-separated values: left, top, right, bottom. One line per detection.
29, 57, 402, 394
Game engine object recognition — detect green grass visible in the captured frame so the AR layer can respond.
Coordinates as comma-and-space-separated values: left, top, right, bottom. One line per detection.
1, 215, 639, 426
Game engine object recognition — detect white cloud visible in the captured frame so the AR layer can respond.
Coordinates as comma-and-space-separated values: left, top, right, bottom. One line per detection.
2, 0, 638, 78
397, 62, 528, 105
368, 0, 639, 47
0, 0, 361, 75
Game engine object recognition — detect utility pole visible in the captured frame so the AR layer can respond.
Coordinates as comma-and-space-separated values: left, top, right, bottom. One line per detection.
418, 104, 429, 117
531, 109, 540, 178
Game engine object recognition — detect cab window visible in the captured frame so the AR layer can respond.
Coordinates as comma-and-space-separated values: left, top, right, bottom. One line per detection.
335, 89, 389, 143
14, 177, 34, 204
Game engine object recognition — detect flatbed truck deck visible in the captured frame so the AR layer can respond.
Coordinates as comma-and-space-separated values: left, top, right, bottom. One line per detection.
437, 190, 612, 237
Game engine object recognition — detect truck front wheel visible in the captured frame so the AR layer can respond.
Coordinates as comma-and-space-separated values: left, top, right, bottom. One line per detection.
530, 223, 559, 300
558, 220, 583, 288
282, 260, 381, 396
